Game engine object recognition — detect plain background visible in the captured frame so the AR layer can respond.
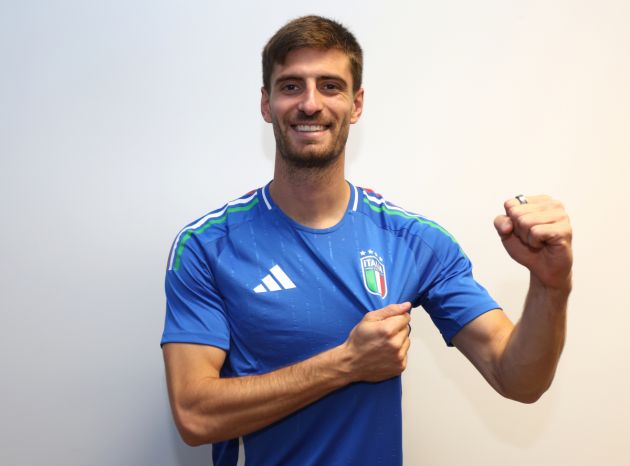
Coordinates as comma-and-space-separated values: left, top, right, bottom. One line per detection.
1, 1, 629, 465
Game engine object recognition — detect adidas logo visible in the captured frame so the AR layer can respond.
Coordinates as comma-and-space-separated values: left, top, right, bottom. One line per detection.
253, 265, 296, 293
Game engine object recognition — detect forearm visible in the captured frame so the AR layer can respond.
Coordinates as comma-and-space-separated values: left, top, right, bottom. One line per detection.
174, 345, 352, 445
497, 273, 570, 402
166, 303, 410, 445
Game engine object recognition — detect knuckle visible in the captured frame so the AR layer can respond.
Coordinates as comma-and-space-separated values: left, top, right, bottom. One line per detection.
552, 199, 564, 209
505, 202, 518, 215
386, 339, 399, 351
382, 326, 396, 339
512, 219, 530, 235
515, 215, 532, 229
566, 228, 573, 241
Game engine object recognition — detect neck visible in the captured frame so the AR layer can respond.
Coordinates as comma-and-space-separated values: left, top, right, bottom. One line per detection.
270, 153, 349, 229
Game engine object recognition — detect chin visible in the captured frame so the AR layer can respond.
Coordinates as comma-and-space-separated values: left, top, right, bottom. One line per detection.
280, 147, 342, 169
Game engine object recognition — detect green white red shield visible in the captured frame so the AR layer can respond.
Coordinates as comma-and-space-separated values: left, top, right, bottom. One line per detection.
361, 254, 387, 298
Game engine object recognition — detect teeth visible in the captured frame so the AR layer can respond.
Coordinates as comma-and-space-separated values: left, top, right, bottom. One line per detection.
295, 125, 326, 132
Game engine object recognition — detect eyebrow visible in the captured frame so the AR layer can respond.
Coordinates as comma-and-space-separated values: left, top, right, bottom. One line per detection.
273, 74, 349, 87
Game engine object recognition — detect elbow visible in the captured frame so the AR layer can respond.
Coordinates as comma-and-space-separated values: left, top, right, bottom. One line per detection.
498, 381, 550, 404
493, 364, 557, 404
181, 433, 206, 447
173, 406, 220, 446
179, 428, 209, 447
506, 389, 545, 404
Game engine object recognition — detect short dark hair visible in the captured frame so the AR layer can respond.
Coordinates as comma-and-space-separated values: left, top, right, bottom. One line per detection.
262, 15, 363, 93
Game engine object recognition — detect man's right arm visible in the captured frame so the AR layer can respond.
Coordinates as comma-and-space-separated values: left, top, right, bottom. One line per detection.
163, 302, 412, 445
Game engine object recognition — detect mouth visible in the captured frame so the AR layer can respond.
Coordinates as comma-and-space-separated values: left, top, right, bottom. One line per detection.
291, 124, 330, 133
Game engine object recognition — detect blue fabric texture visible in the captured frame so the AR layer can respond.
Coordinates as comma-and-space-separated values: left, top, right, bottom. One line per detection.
161, 182, 500, 466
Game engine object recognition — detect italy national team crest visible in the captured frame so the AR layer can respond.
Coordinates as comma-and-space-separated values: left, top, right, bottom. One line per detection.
360, 249, 388, 298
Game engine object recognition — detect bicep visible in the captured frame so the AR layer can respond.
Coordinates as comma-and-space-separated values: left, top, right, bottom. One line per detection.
452, 309, 514, 386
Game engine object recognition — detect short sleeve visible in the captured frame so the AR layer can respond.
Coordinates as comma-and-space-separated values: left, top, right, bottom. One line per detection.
417, 238, 500, 347
160, 237, 230, 350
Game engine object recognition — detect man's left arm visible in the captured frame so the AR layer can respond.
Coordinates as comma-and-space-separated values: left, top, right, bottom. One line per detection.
452, 195, 572, 403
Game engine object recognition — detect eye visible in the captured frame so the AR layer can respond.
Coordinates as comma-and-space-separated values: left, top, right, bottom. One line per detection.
281, 83, 300, 93
320, 81, 345, 94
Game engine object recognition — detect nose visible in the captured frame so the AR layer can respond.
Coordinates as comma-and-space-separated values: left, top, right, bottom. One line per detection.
297, 84, 323, 115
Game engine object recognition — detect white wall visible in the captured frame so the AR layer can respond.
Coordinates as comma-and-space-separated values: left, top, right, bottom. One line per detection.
1, 1, 628, 465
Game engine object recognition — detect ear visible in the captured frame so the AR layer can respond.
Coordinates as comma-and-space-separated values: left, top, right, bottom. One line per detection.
350, 88, 364, 124
261, 87, 273, 123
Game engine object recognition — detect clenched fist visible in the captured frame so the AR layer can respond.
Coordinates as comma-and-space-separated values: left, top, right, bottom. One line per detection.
494, 195, 573, 290
341, 302, 412, 383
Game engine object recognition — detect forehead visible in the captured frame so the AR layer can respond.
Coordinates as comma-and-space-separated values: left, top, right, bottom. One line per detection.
270, 48, 353, 85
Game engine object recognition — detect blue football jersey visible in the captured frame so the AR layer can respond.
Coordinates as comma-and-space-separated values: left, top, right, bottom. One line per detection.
161, 181, 499, 466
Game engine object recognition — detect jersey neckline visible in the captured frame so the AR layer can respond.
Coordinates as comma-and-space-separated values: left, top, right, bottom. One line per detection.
261, 180, 359, 234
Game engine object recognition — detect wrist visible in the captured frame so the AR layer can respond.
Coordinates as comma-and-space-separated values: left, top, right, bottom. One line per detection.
529, 272, 572, 312
329, 343, 356, 385
530, 271, 572, 296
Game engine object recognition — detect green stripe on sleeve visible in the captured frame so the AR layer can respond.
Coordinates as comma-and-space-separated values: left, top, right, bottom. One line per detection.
362, 198, 459, 245
173, 197, 259, 271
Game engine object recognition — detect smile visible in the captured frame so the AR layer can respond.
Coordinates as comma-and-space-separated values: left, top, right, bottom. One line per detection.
293, 124, 328, 132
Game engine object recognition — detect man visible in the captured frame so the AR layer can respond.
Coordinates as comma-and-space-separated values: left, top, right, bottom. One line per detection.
161, 15, 572, 466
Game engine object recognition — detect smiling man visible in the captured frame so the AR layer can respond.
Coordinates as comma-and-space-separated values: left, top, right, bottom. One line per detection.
263, 47, 361, 171
161, 15, 572, 466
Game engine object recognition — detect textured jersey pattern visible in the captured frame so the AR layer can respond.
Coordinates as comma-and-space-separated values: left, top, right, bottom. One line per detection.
161, 182, 499, 466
